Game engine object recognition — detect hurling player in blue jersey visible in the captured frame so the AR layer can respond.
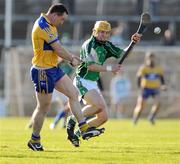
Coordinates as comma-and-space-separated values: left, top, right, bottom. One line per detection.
28, 3, 104, 151
133, 52, 167, 125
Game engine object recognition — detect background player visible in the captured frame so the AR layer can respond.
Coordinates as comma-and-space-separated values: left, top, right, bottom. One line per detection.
133, 52, 167, 125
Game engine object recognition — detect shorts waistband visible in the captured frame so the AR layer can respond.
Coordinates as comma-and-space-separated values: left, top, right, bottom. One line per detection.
32, 65, 56, 70
76, 76, 97, 84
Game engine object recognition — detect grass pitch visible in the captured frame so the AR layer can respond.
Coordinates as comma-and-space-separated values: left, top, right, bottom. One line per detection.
0, 118, 180, 164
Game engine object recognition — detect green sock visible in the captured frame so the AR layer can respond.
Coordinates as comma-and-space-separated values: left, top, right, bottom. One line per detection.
70, 115, 77, 122
74, 129, 81, 138
67, 115, 77, 126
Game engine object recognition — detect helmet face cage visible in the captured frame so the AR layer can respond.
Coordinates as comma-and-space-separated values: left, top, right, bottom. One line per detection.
92, 21, 111, 36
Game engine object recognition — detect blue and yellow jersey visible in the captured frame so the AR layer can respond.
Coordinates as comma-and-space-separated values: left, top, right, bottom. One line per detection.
137, 65, 164, 89
32, 13, 59, 68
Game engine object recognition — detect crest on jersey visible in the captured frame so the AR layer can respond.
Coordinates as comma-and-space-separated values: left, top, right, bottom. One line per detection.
89, 48, 98, 62
49, 34, 54, 38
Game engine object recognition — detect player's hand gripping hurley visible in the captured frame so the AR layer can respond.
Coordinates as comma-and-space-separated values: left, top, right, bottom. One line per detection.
119, 13, 151, 64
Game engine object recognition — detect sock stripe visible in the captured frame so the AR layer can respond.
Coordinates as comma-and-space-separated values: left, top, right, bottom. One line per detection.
31, 133, 40, 140
79, 123, 89, 132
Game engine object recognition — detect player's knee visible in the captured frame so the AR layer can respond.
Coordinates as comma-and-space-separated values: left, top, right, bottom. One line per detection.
98, 110, 108, 123
37, 102, 51, 114
137, 100, 144, 109
42, 110, 49, 116
99, 113, 108, 124
103, 114, 108, 123
36, 106, 49, 116
95, 102, 106, 111
42, 102, 51, 108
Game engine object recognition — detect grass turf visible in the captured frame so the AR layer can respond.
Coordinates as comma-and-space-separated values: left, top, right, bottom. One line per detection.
0, 118, 180, 164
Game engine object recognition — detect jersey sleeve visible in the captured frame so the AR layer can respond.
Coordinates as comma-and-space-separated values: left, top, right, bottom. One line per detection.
106, 41, 124, 58
41, 27, 59, 44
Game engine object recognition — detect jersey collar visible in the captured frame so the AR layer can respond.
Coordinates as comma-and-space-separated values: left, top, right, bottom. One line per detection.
41, 13, 53, 26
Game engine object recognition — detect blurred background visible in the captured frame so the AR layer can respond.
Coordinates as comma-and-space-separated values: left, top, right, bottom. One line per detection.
0, 0, 180, 118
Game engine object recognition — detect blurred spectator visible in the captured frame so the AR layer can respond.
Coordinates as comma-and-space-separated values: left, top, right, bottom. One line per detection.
161, 29, 176, 46
110, 22, 127, 46
27, 0, 44, 14
134, 0, 144, 15
60, 32, 71, 45
110, 71, 131, 118
60, 0, 75, 14
149, 0, 160, 16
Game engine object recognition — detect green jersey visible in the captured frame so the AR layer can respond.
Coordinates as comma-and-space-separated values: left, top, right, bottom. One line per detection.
76, 36, 124, 81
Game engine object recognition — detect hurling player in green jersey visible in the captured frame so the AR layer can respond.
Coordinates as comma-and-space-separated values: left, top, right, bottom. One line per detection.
67, 21, 142, 147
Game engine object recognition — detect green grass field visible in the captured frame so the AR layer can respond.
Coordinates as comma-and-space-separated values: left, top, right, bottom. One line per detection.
0, 118, 180, 164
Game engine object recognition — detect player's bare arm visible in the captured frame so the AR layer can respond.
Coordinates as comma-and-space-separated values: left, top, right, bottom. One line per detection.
87, 63, 122, 73
51, 41, 80, 66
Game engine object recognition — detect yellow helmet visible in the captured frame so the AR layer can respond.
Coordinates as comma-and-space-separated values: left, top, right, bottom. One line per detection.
93, 21, 111, 33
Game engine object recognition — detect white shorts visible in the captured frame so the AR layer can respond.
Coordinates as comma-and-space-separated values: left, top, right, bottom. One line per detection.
73, 77, 101, 97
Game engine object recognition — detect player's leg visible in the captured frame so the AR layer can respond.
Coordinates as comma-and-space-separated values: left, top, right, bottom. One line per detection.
69, 76, 107, 125
148, 94, 161, 124
28, 67, 56, 151
72, 90, 107, 140
62, 102, 70, 128
55, 75, 104, 142
28, 92, 52, 151
26, 108, 37, 129
55, 75, 87, 145
83, 89, 108, 127
33, 93, 52, 134
133, 95, 146, 124
55, 75, 87, 128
